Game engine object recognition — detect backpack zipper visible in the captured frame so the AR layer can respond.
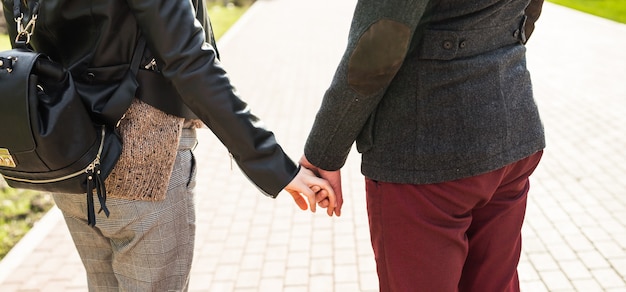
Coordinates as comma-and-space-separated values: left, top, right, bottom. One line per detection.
2, 126, 106, 184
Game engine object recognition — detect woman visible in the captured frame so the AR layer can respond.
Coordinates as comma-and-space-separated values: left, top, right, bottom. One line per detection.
2, 0, 334, 290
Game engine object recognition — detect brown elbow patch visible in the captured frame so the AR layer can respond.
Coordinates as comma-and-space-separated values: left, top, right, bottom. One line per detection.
348, 19, 411, 95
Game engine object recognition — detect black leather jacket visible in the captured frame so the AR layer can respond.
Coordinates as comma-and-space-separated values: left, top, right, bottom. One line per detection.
2, 0, 298, 197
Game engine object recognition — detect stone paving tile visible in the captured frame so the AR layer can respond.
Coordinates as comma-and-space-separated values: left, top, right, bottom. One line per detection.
1, 0, 625, 291
521, 2, 626, 292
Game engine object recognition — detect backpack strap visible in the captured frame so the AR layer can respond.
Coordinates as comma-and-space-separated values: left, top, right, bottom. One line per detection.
99, 37, 147, 126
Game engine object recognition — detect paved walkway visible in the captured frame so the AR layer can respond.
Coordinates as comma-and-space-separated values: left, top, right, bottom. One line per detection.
1, 0, 625, 291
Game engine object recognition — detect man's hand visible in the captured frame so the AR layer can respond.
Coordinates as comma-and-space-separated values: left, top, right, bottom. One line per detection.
285, 167, 336, 216
300, 155, 344, 217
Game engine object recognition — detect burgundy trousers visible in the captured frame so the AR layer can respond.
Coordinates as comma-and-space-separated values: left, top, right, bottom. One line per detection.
366, 151, 542, 292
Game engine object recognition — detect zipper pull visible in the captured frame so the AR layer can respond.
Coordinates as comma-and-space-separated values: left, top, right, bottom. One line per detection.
86, 165, 96, 226
94, 163, 110, 217
144, 58, 157, 70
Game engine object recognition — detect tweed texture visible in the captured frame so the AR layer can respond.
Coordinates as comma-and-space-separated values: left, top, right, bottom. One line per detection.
304, 0, 545, 184
105, 99, 184, 201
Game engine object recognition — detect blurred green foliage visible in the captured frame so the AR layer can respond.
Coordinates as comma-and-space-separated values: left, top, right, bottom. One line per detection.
0, 183, 54, 259
549, 0, 626, 23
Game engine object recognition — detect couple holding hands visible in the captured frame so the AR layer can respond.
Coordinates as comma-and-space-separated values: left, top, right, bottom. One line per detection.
7, 0, 545, 290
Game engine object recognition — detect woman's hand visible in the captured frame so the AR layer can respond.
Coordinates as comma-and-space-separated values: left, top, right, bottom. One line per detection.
285, 167, 336, 216
299, 155, 343, 217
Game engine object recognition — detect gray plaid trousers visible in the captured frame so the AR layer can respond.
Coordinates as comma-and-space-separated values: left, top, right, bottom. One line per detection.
53, 128, 198, 292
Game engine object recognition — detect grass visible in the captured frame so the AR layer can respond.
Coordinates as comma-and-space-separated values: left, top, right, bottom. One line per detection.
0, 183, 54, 259
548, 0, 626, 23
0, 3, 250, 261
208, 4, 250, 40
0, 35, 8, 50
0, 4, 249, 49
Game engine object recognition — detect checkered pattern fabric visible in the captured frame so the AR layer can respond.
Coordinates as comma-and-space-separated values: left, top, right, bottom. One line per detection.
52, 128, 198, 291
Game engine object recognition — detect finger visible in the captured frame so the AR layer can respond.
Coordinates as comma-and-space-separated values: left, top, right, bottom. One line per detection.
307, 190, 316, 213
307, 178, 335, 216
315, 170, 341, 216
333, 192, 343, 217
324, 186, 336, 217
314, 190, 333, 214
335, 196, 343, 216
315, 189, 326, 203
298, 186, 317, 213
321, 172, 341, 217
333, 191, 343, 216
288, 190, 308, 211
317, 187, 335, 217
316, 189, 330, 208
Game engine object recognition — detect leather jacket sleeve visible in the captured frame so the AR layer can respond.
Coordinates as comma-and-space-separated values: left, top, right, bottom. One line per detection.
126, 0, 297, 197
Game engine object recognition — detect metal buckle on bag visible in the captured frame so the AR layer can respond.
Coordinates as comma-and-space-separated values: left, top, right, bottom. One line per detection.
0, 56, 17, 73
0, 148, 17, 167
15, 13, 37, 45
144, 58, 157, 71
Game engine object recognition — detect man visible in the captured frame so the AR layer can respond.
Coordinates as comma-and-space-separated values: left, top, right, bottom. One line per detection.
302, 0, 545, 291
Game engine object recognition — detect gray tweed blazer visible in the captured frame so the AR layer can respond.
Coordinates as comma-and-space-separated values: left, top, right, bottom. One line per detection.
304, 0, 546, 184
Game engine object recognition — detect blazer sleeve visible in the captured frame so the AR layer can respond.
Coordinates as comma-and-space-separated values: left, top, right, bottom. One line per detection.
126, 0, 297, 197
524, 0, 545, 42
304, 0, 430, 170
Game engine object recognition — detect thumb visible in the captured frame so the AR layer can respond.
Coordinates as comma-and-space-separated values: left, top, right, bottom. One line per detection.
288, 190, 308, 211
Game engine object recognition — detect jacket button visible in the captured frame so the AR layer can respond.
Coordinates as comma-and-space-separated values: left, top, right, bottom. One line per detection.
443, 40, 453, 49
459, 41, 466, 49
86, 72, 95, 81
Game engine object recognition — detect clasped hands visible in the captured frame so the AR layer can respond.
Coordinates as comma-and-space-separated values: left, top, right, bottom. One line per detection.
284, 155, 343, 217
